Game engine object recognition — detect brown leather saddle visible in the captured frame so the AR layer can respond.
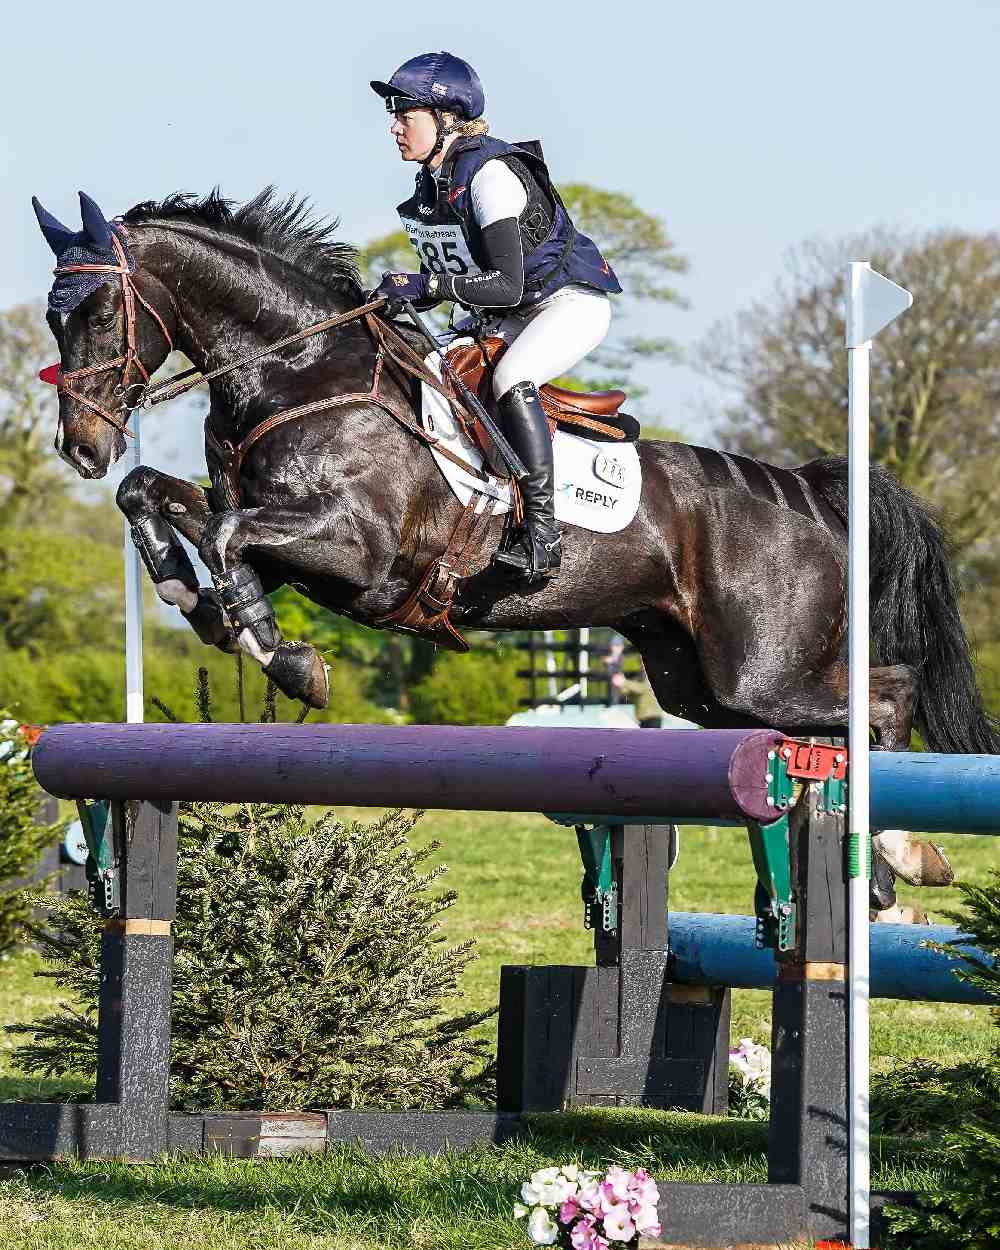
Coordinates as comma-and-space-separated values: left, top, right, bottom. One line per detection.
441, 336, 639, 470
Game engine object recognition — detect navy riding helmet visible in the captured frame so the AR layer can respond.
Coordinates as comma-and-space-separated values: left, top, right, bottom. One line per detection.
370, 51, 485, 120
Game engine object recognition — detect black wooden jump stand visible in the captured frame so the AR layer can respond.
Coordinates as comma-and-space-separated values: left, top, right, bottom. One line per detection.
498, 822, 730, 1116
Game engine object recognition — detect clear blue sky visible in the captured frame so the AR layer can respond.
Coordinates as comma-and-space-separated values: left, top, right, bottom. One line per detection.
4, 0, 999, 486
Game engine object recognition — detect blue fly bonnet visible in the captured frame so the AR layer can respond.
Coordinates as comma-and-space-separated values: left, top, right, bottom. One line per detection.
32, 192, 134, 315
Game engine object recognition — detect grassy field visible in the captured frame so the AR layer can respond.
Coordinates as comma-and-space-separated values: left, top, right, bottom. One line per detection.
1, 805, 996, 1248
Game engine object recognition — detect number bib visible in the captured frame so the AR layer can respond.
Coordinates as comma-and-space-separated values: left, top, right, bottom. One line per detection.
399, 216, 479, 279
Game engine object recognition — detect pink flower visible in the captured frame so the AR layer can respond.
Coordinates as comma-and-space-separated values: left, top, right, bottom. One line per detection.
576, 1181, 604, 1214
570, 1214, 600, 1250
603, 1166, 633, 1203
560, 1196, 580, 1224
601, 1202, 636, 1243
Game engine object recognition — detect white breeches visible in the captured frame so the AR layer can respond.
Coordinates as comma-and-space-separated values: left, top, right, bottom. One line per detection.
482, 284, 613, 398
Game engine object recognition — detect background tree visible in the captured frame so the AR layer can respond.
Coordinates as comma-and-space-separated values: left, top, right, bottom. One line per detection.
698, 230, 1000, 556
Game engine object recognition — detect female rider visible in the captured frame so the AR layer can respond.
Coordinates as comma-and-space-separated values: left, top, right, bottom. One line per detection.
370, 51, 621, 584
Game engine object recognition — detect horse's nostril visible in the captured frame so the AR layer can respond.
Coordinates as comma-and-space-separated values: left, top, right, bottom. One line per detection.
70, 442, 98, 473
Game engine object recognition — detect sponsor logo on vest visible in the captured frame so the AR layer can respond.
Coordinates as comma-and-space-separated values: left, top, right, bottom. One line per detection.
418, 203, 434, 217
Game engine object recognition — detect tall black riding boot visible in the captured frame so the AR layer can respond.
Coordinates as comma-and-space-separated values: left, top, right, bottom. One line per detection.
493, 380, 562, 584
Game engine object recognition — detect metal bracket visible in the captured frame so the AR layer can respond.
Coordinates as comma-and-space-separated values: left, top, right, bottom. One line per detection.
751, 739, 849, 954
76, 798, 119, 918
748, 813, 796, 953
575, 824, 618, 935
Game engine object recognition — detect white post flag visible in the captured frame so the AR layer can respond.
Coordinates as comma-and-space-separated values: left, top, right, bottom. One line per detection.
847, 263, 913, 348
845, 260, 912, 1250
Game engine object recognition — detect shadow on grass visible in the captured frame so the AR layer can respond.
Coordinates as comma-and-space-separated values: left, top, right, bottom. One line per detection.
5, 1108, 946, 1230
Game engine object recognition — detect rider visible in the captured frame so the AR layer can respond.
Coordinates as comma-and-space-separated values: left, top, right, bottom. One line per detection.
370, 51, 622, 584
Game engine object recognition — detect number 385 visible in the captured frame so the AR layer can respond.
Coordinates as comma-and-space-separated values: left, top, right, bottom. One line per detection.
414, 240, 469, 275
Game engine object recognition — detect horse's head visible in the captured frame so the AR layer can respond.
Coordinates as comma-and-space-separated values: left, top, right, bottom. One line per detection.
33, 192, 175, 479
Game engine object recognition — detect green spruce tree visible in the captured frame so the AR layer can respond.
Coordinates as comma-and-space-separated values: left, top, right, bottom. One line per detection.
11, 801, 495, 1111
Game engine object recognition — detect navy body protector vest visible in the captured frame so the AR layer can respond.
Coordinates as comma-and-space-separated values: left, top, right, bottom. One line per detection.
396, 135, 622, 310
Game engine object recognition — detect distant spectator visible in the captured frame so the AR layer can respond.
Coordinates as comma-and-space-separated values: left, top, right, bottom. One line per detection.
611, 666, 664, 728
605, 638, 628, 704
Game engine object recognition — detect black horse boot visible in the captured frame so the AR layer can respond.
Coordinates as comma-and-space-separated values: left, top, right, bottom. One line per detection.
215, 563, 330, 709
493, 380, 562, 584
131, 512, 236, 651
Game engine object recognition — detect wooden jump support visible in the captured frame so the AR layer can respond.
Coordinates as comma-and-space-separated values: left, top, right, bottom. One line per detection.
2, 722, 995, 1246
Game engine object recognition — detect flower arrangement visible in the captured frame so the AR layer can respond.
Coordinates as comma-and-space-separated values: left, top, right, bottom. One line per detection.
728, 1036, 772, 1120
514, 1164, 660, 1247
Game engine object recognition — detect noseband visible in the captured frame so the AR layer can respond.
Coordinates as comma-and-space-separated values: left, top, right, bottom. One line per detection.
51, 232, 174, 437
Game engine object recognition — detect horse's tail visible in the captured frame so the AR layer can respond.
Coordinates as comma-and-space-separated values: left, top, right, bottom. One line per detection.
801, 455, 1000, 754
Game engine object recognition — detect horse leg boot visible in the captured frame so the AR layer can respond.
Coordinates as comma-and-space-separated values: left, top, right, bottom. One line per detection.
130, 513, 236, 651
493, 381, 562, 584
214, 563, 329, 709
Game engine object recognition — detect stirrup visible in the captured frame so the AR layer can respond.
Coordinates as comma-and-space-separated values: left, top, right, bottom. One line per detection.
494, 530, 561, 582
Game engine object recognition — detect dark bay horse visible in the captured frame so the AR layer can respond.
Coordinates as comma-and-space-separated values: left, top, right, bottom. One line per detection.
37, 189, 998, 776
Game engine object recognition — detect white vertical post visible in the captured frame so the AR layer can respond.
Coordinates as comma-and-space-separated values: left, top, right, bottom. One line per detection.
123, 412, 144, 724
845, 261, 912, 1250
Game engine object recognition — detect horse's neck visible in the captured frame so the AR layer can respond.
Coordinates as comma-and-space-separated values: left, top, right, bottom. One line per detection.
137, 225, 357, 421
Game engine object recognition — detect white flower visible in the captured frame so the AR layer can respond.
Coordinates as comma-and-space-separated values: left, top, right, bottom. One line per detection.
576, 1180, 605, 1214
602, 1202, 636, 1242
522, 1165, 577, 1207
513, 1202, 530, 1219
604, 1165, 632, 1201
527, 1205, 560, 1245
730, 1037, 772, 1094
632, 1201, 661, 1235
560, 1163, 581, 1181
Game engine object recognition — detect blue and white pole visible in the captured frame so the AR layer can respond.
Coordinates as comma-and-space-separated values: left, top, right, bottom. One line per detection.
845, 262, 912, 1249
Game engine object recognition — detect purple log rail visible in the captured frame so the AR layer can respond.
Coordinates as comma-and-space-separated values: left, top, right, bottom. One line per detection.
33, 723, 785, 822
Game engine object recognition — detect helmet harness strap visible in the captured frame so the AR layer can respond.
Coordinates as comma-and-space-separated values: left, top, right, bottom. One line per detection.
425, 109, 464, 165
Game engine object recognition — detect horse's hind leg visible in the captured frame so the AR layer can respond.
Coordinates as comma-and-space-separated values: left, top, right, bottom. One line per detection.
116, 466, 237, 652
868, 663, 954, 888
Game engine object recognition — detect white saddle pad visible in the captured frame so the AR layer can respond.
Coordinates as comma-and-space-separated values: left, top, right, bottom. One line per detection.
420, 342, 641, 534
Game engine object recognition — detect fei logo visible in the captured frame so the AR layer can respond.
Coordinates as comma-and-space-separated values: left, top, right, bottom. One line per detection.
593, 452, 630, 490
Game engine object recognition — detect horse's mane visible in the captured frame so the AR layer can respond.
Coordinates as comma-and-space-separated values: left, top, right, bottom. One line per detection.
122, 187, 362, 298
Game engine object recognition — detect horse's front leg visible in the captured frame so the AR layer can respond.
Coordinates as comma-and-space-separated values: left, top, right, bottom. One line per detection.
197, 497, 384, 710
116, 465, 238, 653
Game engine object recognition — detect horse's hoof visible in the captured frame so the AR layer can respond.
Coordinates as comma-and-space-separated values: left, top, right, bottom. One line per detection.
183, 589, 239, 653
263, 642, 329, 709
870, 848, 897, 911
870, 902, 929, 925
873, 829, 955, 887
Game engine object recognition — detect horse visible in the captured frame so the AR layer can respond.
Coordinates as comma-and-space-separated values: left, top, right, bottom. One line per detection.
35, 188, 999, 905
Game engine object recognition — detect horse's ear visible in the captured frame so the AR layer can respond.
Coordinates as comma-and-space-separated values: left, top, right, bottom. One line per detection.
32, 196, 75, 255
78, 191, 114, 251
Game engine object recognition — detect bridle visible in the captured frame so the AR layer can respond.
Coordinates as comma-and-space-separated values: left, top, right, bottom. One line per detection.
50, 232, 174, 437
45, 227, 392, 437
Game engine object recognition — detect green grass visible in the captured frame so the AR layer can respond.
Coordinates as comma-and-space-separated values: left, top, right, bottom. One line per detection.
0, 1116, 949, 1250
1, 807, 997, 1247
